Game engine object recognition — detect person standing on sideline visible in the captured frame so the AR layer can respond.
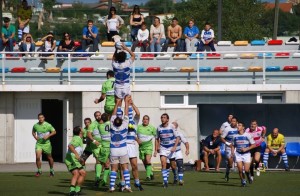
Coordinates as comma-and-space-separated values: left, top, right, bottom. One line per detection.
197, 22, 216, 53
109, 96, 132, 192
104, 7, 124, 41
130, 5, 144, 42
137, 115, 156, 181
183, 19, 199, 53
64, 126, 86, 196
94, 70, 116, 116
154, 113, 180, 188
231, 122, 256, 187
245, 120, 266, 180
32, 113, 56, 177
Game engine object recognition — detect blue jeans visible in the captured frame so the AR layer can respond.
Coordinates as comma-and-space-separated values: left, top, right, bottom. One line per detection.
162, 38, 182, 52
150, 38, 166, 53
131, 27, 140, 41
0, 38, 15, 52
20, 43, 35, 52
197, 40, 216, 52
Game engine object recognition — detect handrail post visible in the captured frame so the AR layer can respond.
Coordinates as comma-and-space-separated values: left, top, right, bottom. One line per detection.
262, 52, 266, 85
196, 52, 200, 85
132, 53, 135, 85
1, 52, 5, 85
68, 52, 71, 85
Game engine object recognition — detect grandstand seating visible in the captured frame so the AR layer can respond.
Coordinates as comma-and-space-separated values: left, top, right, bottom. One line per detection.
62, 67, 78, 73
251, 40, 265, 46
268, 40, 283, 45
140, 54, 155, 59
180, 67, 194, 72
207, 53, 221, 59
11, 67, 26, 73
96, 67, 110, 73
199, 67, 211, 72
214, 66, 228, 72
80, 67, 94, 73
275, 52, 290, 58
190, 53, 204, 59
283, 66, 298, 71
293, 53, 300, 58
173, 54, 188, 60
230, 67, 247, 72
163, 67, 178, 72
234, 41, 248, 46
28, 67, 43, 73
266, 66, 281, 72
248, 66, 263, 72
131, 67, 144, 73
224, 53, 238, 59
240, 53, 256, 59
146, 67, 160, 72
286, 142, 300, 168
217, 41, 231, 46
258, 52, 273, 58
0, 68, 9, 73
156, 54, 171, 60
101, 41, 114, 47
46, 67, 60, 73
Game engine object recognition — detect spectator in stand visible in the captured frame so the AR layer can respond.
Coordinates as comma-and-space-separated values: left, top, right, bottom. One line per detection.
19, 33, 35, 57
17, 0, 32, 41
39, 32, 56, 63
131, 22, 149, 52
0, 17, 16, 52
197, 22, 216, 53
162, 17, 182, 53
57, 32, 75, 60
184, 19, 199, 53
149, 17, 166, 54
130, 5, 144, 42
104, 7, 124, 41
202, 129, 222, 171
82, 20, 99, 52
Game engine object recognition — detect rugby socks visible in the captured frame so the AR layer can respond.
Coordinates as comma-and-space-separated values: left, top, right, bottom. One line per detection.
172, 168, 178, 181
134, 179, 141, 186
176, 159, 184, 181
281, 153, 289, 168
263, 153, 269, 168
50, 168, 54, 172
75, 186, 81, 193
226, 165, 230, 175
166, 169, 170, 179
123, 170, 131, 187
103, 168, 110, 183
145, 164, 152, 178
128, 106, 133, 121
69, 185, 76, 192
162, 169, 168, 184
250, 164, 254, 177
254, 161, 260, 170
37, 168, 42, 173
110, 171, 117, 189
95, 164, 102, 181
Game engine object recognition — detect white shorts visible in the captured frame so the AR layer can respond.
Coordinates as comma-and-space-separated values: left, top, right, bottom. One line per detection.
110, 154, 129, 165
115, 86, 131, 99
127, 143, 138, 158
160, 148, 176, 159
225, 146, 232, 159
235, 152, 251, 163
175, 150, 183, 160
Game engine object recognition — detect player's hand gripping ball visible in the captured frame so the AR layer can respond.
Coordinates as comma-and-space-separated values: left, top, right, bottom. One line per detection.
128, 123, 134, 129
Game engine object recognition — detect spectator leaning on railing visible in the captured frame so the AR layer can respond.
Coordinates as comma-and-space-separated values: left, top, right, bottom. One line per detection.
0, 17, 16, 52
57, 32, 75, 60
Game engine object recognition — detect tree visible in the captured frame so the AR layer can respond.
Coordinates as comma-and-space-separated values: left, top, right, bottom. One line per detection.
42, 0, 56, 21
145, 0, 174, 15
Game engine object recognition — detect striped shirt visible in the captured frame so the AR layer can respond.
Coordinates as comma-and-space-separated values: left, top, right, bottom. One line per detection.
110, 115, 129, 156
156, 123, 178, 150
233, 132, 255, 154
245, 126, 266, 147
221, 125, 238, 143
176, 131, 188, 152
112, 58, 133, 88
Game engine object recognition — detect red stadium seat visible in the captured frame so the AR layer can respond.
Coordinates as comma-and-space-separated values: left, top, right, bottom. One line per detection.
283, 66, 298, 71
214, 66, 228, 72
146, 67, 161, 72
11, 67, 26, 73
141, 54, 155, 60
207, 53, 221, 58
74, 41, 81, 47
80, 67, 94, 73
275, 52, 290, 58
268, 40, 283, 45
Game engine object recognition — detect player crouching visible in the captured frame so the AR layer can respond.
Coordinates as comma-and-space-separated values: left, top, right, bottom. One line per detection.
231, 122, 256, 187
65, 126, 86, 196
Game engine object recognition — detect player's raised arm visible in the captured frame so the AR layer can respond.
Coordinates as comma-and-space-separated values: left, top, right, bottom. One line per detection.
121, 43, 135, 62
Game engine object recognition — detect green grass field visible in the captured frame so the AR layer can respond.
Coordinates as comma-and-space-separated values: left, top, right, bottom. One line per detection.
0, 171, 299, 196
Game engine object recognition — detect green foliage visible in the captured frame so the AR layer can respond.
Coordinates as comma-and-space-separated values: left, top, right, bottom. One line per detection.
145, 0, 175, 15
42, 0, 56, 12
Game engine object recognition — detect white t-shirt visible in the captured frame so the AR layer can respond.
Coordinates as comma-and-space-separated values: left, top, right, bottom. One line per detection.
137, 29, 149, 42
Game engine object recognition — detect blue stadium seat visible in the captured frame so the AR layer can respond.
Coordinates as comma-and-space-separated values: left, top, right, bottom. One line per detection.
251, 40, 265, 46
126, 53, 138, 60
189, 53, 204, 59
56, 40, 60, 46
286, 142, 300, 156
199, 67, 211, 72
266, 66, 280, 72
0, 67, 9, 73
124, 41, 132, 47
257, 53, 273, 58
62, 67, 78, 73
130, 67, 144, 73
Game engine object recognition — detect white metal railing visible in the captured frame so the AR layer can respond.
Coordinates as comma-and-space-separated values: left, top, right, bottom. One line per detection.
1, 50, 299, 85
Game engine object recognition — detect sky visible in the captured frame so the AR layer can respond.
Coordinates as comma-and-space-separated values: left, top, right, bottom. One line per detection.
57, 0, 287, 6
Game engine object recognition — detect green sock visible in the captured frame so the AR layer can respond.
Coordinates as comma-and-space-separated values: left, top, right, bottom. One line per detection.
50, 168, 54, 172
75, 186, 81, 193
69, 185, 75, 192
37, 168, 42, 173
95, 164, 102, 181
146, 164, 152, 177
103, 168, 110, 183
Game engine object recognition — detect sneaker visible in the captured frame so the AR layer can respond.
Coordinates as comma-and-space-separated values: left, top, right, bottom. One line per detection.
173, 179, 178, 185
109, 187, 115, 193
247, 176, 253, 184
50, 171, 55, 177
250, 176, 254, 182
94, 180, 100, 187
119, 185, 125, 192
35, 171, 42, 177
285, 167, 290, 171
241, 180, 246, 187
150, 174, 155, 180
134, 183, 144, 191
256, 168, 260, 176
99, 180, 107, 187
224, 173, 229, 182
124, 186, 133, 193
69, 191, 77, 196
163, 182, 168, 188
145, 177, 151, 181
179, 180, 184, 186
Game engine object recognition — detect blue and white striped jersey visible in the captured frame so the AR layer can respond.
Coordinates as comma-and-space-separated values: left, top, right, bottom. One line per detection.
110, 115, 129, 156
112, 58, 133, 88
221, 125, 238, 143
156, 123, 178, 150
232, 132, 255, 154
176, 131, 188, 152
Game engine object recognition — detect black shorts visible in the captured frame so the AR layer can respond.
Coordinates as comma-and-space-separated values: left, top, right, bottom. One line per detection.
81, 150, 92, 161
250, 146, 262, 157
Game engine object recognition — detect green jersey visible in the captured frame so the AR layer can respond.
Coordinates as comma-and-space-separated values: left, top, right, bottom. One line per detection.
33, 121, 55, 144
2, 24, 16, 39
99, 121, 111, 148
67, 135, 83, 156
88, 120, 101, 142
101, 77, 115, 107
137, 124, 156, 148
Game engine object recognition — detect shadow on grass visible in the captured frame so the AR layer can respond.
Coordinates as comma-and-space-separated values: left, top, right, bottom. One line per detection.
197, 180, 242, 187
48, 191, 68, 195
13, 174, 37, 178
